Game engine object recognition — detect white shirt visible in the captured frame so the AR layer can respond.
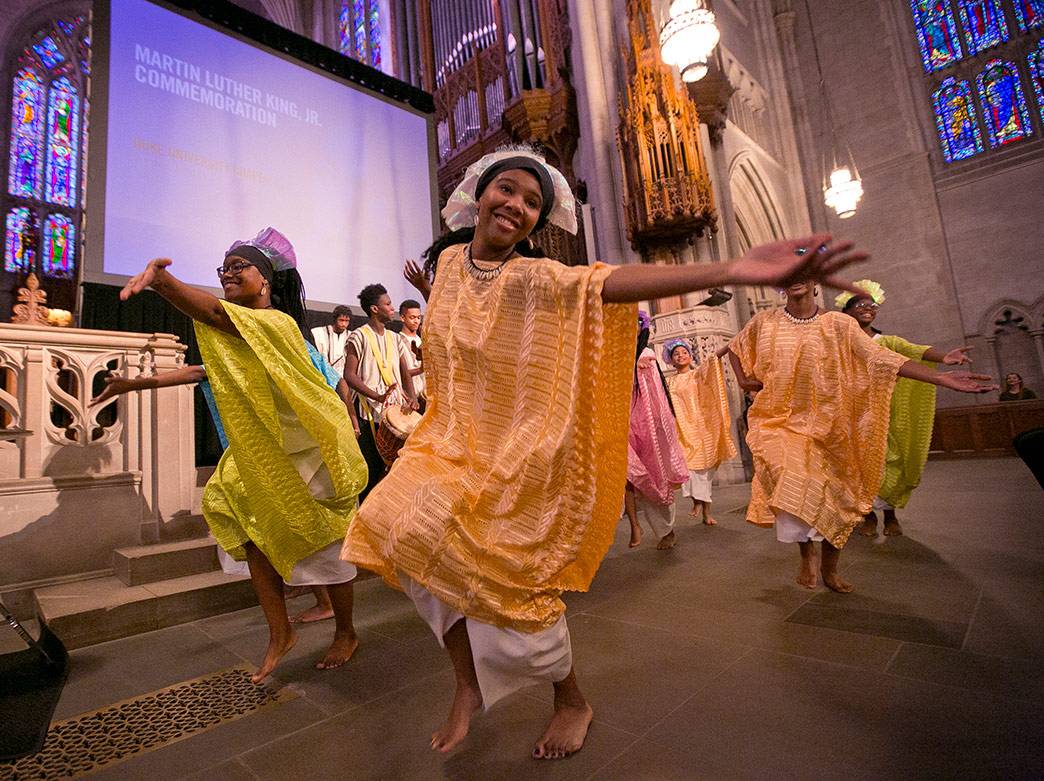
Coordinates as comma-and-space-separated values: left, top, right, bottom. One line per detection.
399, 331, 425, 399
346, 324, 407, 421
311, 325, 350, 374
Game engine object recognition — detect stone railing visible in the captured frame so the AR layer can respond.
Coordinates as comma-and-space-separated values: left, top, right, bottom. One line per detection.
651, 304, 748, 484
0, 323, 195, 588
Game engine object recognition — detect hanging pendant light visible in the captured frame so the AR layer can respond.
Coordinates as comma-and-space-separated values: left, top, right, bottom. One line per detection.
659, 0, 720, 83
823, 164, 863, 219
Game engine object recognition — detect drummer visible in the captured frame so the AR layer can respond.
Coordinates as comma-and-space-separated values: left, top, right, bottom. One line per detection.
344, 283, 419, 500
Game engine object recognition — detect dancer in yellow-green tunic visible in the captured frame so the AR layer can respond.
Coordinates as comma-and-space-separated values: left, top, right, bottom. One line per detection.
113, 228, 368, 682
837, 280, 971, 537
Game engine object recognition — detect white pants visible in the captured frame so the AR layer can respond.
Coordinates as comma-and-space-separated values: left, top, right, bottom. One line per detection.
635, 495, 676, 539
774, 511, 825, 543
398, 572, 573, 709
872, 497, 894, 512
216, 539, 358, 586
681, 469, 714, 502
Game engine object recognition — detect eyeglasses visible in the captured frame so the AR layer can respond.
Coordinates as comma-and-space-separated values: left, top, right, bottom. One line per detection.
850, 300, 879, 311
216, 260, 253, 280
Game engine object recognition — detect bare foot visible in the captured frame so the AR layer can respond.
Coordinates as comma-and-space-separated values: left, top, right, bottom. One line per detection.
290, 604, 335, 624
628, 529, 642, 548
883, 517, 903, 537
796, 550, 818, 589
702, 515, 718, 526
532, 701, 593, 760
822, 572, 854, 593
251, 631, 297, 684
656, 530, 676, 550
857, 513, 878, 537
315, 631, 359, 670
431, 680, 483, 753
689, 507, 701, 519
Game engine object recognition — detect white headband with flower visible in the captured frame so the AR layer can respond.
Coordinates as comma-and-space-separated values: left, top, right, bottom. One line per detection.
441, 149, 579, 235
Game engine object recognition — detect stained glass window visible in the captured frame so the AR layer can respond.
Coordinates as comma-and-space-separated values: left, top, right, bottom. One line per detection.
354, 0, 366, 61
4, 207, 33, 273
44, 77, 80, 206
910, 0, 963, 72
1014, 0, 1044, 31
955, 0, 1008, 55
4, 16, 87, 281
7, 69, 45, 199
975, 59, 1032, 147
31, 36, 65, 70
368, 7, 381, 69
42, 213, 74, 276
339, 3, 352, 55
932, 77, 984, 161
1030, 40, 1044, 123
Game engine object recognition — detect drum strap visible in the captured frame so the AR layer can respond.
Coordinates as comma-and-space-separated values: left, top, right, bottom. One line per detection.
361, 325, 398, 388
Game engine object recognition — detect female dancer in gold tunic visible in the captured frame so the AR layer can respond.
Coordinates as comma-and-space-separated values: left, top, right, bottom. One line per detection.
345, 149, 877, 759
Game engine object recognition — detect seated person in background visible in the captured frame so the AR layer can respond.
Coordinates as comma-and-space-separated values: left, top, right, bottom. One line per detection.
1000, 372, 1037, 401
311, 305, 352, 376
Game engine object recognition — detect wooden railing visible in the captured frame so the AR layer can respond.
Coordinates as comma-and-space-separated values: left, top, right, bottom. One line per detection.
929, 399, 1044, 458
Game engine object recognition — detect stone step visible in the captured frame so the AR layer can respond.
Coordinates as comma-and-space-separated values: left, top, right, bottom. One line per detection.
113, 538, 220, 586
34, 571, 258, 650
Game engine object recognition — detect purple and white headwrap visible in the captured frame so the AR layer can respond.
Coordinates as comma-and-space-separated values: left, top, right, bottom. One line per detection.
226, 227, 297, 284
662, 338, 695, 365
637, 310, 651, 331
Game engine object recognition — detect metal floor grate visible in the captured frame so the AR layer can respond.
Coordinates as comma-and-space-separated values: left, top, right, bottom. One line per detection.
1, 667, 289, 780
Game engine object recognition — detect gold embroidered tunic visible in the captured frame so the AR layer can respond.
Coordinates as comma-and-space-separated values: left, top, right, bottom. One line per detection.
343, 244, 636, 631
728, 309, 907, 548
666, 358, 737, 471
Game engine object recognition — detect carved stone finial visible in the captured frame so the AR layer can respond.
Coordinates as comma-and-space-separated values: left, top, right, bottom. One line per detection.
11, 272, 51, 326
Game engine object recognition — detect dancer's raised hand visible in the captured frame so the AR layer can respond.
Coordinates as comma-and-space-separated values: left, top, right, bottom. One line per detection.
942, 346, 973, 366
729, 235, 869, 294
403, 259, 431, 301
121, 258, 173, 301
938, 371, 997, 393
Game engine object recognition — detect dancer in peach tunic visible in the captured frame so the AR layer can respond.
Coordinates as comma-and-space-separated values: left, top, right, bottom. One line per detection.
663, 339, 736, 525
344, 148, 879, 760
727, 281, 996, 593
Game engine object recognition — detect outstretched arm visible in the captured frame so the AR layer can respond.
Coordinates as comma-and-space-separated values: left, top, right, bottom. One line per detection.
922, 345, 972, 365
898, 361, 996, 393
91, 365, 207, 406
601, 235, 868, 304
120, 258, 238, 336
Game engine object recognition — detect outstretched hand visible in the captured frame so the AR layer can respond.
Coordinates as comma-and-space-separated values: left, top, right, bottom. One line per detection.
942, 345, 973, 366
939, 370, 998, 394
90, 372, 137, 406
121, 258, 173, 301
730, 235, 869, 294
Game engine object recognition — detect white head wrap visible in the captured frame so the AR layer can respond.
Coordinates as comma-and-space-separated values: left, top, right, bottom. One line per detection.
441, 149, 578, 235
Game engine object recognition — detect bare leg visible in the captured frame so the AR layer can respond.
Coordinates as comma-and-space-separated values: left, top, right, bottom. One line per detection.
882, 509, 903, 537
698, 500, 717, 526
290, 585, 335, 624
858, 511, 878, 537
688, 498, 700, 518
244, 543, 297, 683
315, 581, 359, 669
821, 541, 853, 593
625, 487, 641, 548
796, 541, 818, 589
532, 668, 594, 760
431, 618, 483, 753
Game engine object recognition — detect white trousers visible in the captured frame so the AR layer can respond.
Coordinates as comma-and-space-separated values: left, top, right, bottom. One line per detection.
215, 540, 357, 586
774, 511, 825, 543
872, 497, 895, 512
635, 495, 676, 539
398, 572, 573, 709
681, 469, 714, 502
